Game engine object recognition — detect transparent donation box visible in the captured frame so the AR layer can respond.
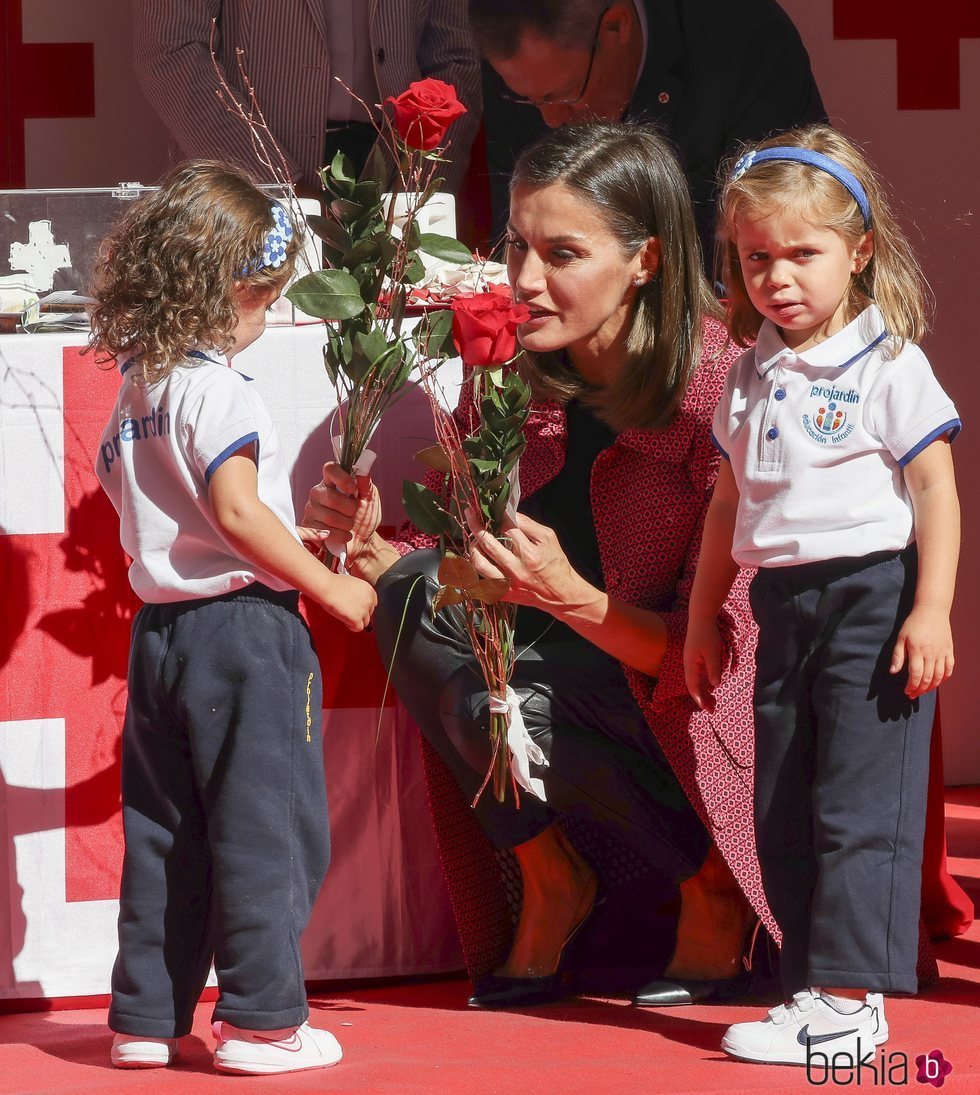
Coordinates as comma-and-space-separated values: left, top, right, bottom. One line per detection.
0, 183, 321, 333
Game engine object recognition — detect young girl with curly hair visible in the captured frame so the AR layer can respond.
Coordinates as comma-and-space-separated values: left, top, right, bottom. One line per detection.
89, 161, 375, 1076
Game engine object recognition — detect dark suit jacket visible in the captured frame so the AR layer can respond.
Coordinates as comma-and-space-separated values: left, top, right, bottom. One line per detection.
483, 0, 825, 259
134, 0, 482, 194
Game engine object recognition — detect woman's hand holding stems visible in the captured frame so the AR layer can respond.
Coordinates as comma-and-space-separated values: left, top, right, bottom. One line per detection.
305, 461, 672, 677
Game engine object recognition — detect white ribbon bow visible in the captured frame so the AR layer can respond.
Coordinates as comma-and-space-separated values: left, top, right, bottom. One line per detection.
489, 686, 548, 801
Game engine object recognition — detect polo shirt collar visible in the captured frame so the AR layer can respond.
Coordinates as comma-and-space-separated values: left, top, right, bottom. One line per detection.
187, 347, 228, 367
753, 305, 888, 377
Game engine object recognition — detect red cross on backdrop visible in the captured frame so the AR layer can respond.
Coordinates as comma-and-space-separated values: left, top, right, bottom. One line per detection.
0, 347, 392, 904
0, 0, 95, 186
834, 0, 980, 110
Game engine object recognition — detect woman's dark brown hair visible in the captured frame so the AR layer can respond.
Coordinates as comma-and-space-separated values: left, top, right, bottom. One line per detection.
87, 161, 300, 384
510, 121, 722, 431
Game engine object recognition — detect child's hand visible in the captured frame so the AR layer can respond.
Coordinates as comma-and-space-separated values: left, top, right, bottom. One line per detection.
685, 617, 724, 712
303, 462, 381, 559
319, 574, 378, 632
890, 605, 954, 698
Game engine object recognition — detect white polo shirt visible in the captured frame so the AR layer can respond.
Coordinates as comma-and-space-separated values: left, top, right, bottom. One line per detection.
712, 306, 960, 568
96, 349, 301, 602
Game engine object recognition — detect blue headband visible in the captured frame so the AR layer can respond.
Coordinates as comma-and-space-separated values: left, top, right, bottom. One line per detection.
730, 147, 872, 230
241, 200, 294, 276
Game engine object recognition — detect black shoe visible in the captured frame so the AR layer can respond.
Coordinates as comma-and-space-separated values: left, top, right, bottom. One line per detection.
468, 890, 603, 1009
467, 972, 572, 1009
631, 968, 752, 1007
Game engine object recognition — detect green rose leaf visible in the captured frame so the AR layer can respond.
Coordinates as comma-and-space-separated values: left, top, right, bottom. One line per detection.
344, 237, 382, 272
402, 481, 457, 538
305, 214, 353, 255
415, 308, 455, 356
402, 254, 427, 285
393, 350, 415, 390
352, 325, 391, 363
322, 330, 344, 386
351, 180, 384, 209
371, 340, 405, 382
401, 219, 422, 252
374, 233, 400, 268
286, 270, 366, 321
362, 144, 389, 186
329, 150, 356, 187
330, 197, 364, 225
418, 232, 473, 264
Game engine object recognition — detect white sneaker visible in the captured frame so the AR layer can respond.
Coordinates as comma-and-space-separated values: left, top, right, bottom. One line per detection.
862, 992, 889, 1045
110, 1033, 178, 1068
721, 989, 878, 1066
212, 1020, 343, 1075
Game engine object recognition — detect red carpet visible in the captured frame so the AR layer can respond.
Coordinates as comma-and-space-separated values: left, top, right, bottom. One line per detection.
1, 789, 977, 1095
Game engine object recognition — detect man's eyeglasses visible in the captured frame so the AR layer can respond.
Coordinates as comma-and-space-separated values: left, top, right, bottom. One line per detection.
502, 6, 610, 109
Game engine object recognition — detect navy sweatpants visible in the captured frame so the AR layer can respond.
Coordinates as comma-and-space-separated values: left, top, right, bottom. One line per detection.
751, 547, 933, 995
109, 584, 330, 1038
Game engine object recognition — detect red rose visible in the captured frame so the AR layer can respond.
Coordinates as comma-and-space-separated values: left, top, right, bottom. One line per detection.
451, 285, 532, 367
387, 78, 467, 152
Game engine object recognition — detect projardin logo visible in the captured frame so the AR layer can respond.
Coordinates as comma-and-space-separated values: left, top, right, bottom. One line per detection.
814, 403, 847, 435
802, 401, 855, 445
806, 1043, 953, 1087
802, 383, 858, 445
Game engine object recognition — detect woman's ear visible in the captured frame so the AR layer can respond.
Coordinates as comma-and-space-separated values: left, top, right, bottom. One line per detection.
853, 230, 874, 274
635, 236, 662, 285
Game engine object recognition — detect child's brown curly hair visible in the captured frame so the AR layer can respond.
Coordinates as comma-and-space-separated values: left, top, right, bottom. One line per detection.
87, 161, 301, 384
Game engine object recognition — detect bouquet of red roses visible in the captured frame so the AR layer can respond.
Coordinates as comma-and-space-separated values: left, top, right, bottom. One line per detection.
404, 287, 547, 806
285, 78, 473, 492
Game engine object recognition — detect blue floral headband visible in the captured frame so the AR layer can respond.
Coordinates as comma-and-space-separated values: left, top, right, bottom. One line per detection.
730, 147, 872, 230
241, 200, 294, 276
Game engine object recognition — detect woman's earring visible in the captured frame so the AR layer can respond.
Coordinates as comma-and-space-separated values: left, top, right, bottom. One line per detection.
633, 276, 645, 287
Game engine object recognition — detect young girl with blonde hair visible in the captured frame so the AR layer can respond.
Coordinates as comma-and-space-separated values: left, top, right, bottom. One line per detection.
686, 125, 961, 1066
90, 161, 375, 1075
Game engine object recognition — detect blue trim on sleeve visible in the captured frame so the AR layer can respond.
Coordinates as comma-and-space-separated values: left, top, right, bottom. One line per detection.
897, 419, 962, 468
204, 432, 260, 482
710, 432, 730, 461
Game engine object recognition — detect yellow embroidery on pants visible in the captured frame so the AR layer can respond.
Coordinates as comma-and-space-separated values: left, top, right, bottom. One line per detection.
305, 672, 314, 743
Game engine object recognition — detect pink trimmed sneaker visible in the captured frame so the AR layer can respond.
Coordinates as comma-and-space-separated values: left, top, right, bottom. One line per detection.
110, 1033, 178, 1068
212, 1020, 343, 1075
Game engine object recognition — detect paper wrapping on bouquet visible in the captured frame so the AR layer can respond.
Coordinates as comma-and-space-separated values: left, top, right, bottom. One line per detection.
504, 460, 521, 523
327, 432, 377, 574
488, 686, 548, 801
